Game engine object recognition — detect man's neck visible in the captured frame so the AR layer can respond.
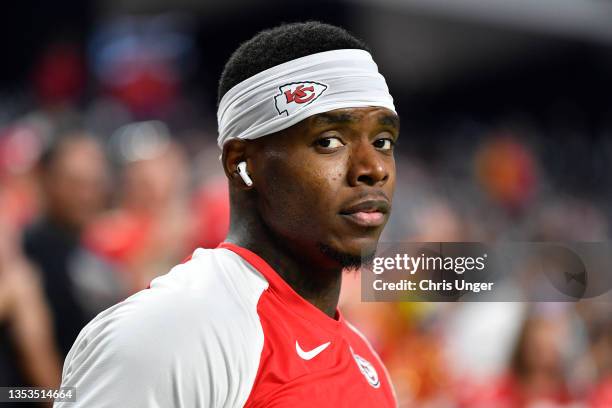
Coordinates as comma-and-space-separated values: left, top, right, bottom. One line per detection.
225, 221, 343, 319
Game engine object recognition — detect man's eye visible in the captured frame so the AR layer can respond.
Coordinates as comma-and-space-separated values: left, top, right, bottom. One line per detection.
373, 138, 394, 150
317, 137, 344, 149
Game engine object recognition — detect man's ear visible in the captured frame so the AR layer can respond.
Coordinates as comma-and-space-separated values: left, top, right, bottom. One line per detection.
222, 139, 254, 190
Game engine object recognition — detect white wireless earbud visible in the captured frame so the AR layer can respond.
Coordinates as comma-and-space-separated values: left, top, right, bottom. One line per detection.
236, 161, 253, 187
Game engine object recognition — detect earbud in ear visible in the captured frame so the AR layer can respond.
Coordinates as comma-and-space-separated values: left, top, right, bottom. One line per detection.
237, 161, 253, 187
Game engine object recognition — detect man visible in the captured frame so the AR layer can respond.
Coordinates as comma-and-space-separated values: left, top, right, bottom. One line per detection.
56, 21, 399, 407
24, 130, 121, 358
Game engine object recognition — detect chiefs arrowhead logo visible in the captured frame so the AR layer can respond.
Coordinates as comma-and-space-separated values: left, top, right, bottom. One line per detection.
274, 81, 328, 116
353, 353, 380, 388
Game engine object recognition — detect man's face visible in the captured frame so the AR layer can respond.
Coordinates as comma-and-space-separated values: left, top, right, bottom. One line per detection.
251, 106, 399, 268
45, 137, 109, 230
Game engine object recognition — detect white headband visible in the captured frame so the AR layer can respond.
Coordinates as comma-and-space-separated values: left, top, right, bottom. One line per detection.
217, 49, 396, 148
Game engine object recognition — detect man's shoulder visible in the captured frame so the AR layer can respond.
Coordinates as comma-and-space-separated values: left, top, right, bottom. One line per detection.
79, 247, 268, 344
342, 318, 381, 356
59, 247, 268, 407
150, 246, 267, 294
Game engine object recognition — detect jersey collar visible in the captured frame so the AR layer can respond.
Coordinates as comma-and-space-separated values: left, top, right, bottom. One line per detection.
218, 242, 343, 332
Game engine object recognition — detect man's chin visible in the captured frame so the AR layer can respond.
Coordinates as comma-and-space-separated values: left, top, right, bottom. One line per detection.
317, 241, 378, 270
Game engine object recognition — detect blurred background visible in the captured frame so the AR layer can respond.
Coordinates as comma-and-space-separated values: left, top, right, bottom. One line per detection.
1, 0, 612, 407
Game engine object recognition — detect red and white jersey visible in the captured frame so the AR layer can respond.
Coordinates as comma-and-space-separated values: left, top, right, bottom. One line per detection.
55, 242, 397, 407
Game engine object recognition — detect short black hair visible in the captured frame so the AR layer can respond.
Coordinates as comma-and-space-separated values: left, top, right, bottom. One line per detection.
39, 115, 94, 171
217, 21, 370, 105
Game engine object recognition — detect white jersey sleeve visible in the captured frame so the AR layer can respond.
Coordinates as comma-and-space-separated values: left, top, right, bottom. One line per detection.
54, 248, 268, 408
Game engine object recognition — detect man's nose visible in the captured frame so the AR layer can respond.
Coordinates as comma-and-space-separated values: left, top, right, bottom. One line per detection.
346, 141, 390, 187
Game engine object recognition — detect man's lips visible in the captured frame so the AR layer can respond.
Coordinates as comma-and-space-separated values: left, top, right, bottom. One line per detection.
339, 199, 390, 227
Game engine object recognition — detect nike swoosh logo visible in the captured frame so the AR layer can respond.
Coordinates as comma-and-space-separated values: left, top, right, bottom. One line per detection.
295, 340, 331, 360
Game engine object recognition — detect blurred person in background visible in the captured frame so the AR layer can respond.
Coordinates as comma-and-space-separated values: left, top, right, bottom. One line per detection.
23, 129, 122, 359
0, 212, 61, 401
456, 306, 578, 408
504, 310, 575, 407
579, 303, 612, 407
189, 142, 230, 250
0, 123, 46, 231
84, 121, 193, 291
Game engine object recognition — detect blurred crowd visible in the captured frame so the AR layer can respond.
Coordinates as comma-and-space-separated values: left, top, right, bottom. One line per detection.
1, 14, 612, 408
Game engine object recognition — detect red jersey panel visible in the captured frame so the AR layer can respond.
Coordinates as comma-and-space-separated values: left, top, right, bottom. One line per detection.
220, 243, 396, 407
